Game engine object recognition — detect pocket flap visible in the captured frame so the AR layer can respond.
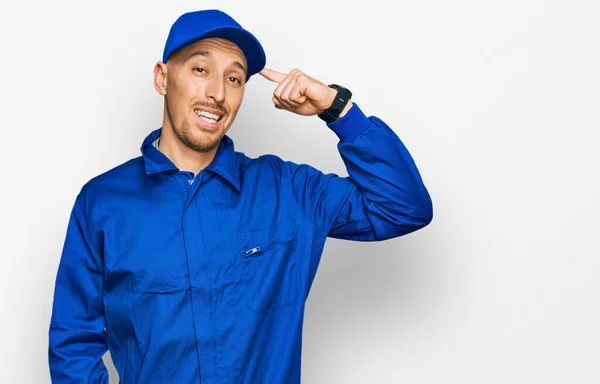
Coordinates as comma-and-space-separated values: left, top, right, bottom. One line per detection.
238, 218, 297, 256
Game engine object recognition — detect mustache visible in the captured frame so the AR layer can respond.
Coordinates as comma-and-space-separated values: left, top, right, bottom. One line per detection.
194, 101, 227, 115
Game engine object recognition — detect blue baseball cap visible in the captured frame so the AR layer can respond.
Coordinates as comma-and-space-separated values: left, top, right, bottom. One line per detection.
162, 9, 266, 80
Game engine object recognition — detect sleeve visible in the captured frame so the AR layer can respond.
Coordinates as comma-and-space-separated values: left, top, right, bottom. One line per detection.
48, 192, 109, 383
284, 102, 433, 241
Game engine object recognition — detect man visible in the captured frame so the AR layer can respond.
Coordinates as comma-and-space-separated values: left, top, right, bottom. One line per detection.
48, 9, 433, 384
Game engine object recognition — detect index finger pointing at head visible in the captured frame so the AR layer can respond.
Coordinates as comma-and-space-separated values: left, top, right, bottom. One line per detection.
259, 68, 287, 83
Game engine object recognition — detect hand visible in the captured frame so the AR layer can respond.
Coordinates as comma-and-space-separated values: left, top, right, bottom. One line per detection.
260, 68, 342, 117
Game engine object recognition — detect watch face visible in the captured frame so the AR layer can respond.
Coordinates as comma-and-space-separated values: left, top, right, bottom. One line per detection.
318, 85, 351, 123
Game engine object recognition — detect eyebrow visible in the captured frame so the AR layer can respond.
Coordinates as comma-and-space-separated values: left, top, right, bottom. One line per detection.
183, 50, 247, 76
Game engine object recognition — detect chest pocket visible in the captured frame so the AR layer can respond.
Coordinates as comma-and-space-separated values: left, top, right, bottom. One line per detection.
238, 219, 300, 315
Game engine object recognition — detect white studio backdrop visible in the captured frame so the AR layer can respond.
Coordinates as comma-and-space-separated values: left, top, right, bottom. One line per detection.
1, 0, 599, 383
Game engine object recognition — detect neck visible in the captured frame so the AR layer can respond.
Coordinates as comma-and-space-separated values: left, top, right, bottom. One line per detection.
157, 125, 218, 175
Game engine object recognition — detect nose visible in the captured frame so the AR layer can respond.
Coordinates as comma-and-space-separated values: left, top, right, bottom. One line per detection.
205, 74, 225, 104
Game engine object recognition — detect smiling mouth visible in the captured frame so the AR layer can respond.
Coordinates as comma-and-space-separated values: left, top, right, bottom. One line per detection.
194, 109, 224, 125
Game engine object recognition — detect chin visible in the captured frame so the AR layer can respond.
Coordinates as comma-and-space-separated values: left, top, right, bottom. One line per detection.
186, 130, 223, 153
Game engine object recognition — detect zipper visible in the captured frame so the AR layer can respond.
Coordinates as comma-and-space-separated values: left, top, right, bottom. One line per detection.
241, 238, 295, 257
243, 246, 262, 256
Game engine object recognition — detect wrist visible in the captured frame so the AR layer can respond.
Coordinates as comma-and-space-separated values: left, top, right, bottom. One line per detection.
337, 99, 353, 119
318, 84, 353, 123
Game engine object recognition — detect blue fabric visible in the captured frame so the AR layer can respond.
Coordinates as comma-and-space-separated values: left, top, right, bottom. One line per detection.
162, 10, 266, 80
48, 103, 433, 383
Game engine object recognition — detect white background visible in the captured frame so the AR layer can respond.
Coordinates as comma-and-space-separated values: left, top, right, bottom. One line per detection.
1, 0, 599, 383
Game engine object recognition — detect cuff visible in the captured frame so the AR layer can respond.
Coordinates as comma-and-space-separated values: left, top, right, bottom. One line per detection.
326, 102, 371, 142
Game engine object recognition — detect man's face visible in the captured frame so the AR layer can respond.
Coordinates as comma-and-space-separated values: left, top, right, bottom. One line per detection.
155, 38, 248, 153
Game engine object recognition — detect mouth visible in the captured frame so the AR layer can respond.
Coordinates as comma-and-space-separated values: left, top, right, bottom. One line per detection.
194, 108, 225, 127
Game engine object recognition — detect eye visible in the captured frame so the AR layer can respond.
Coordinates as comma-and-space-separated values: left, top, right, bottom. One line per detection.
194, 67, 206, 73
228, 76, 241, 84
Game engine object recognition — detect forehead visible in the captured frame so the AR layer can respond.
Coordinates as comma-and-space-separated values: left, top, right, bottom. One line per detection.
174, 37, 247, 66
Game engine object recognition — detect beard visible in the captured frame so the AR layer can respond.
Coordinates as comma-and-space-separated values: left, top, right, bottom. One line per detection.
175, 117, 221, 153
165, 96, 225, 153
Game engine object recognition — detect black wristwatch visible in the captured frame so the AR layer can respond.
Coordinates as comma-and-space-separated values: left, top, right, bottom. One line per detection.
318, 84, 352, 123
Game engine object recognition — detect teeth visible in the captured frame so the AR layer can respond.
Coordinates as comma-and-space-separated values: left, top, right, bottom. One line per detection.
200, 116, 217, 124
194, 109, 221, 121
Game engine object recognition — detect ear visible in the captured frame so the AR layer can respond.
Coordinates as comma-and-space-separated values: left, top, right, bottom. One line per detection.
153, 62, 168, 96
